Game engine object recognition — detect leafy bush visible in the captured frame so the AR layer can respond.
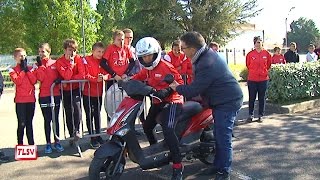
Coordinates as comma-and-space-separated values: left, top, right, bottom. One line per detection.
268, 62, 320, 103
4, 81, 14, 88
228, 64, 247, 81
239, 68, 248, 81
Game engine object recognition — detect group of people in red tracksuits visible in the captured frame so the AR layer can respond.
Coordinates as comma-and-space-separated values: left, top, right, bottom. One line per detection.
8, 28, 193, 155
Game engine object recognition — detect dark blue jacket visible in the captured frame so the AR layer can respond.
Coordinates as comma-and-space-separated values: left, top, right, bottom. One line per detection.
176, 48, 243, 111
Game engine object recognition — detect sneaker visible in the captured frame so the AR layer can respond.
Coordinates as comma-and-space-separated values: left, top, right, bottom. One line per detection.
201, 166, 218, 176
90, 138, 100, 149
73, 131, 81, 142
96, 136, 105, 145
258, 115, 263, 123
0, 151, 9, 163
44, 144, 53, 154
215, 172, 230, 180
246, 115, 254, 123
54, 142, 64, 152
171, 166, 184, 180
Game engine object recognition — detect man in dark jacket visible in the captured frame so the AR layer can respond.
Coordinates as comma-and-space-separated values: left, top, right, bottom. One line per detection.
170, 32, 243, 180
284, 42, 299, 63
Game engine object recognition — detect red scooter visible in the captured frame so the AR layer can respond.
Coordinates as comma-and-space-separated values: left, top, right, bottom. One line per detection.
89, 76, 215, 180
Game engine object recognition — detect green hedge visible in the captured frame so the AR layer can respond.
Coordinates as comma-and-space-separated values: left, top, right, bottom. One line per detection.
229, 64, 247, 81
268, 62, 320, 103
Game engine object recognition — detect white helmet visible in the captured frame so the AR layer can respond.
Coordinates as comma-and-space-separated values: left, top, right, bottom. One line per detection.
135, 37, 161, 70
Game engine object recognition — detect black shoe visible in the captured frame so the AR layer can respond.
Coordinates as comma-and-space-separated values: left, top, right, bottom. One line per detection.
201, 166, 218, 175
96, 136, 105, 145
171, 166, 184, 180
246, 115, 253, 123
90, 138, 100, 149
215, 172, 230, 180
258, 115, 263, 123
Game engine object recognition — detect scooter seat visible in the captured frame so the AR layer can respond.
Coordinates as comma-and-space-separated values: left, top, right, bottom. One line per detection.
179, 101, 203, 120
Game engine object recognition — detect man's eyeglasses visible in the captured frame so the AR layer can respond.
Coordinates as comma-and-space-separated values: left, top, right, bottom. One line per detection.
125, 37, 133, 39
181, 46, 190, 50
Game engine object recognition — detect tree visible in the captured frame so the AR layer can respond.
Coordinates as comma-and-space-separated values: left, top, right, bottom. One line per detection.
120, 0, 260, 47
287, 17, 320, 53
96, 0, 127, 45
0, 0, 26, 54
23, 0, 101, 55
174, 0, 261, 44
75, 0, 102, 55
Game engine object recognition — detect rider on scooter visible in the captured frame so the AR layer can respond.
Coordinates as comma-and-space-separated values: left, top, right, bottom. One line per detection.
131, 37, 185, 180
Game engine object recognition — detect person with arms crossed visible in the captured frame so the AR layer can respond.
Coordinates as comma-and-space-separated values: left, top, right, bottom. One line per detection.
246, 36, 272, 123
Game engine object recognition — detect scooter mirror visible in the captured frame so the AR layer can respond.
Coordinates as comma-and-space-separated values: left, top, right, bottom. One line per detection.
164, 74, 174, 84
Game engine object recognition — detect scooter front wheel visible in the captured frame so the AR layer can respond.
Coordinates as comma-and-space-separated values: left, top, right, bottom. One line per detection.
89, 155, 126, 180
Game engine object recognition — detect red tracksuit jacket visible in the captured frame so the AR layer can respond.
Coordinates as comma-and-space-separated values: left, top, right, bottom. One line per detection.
9, 65, 37, 103
132, 60, 184, 104
165, 51, 193, 84
36, 58, 61, 97
83, 55, 110, 97
246, 49, 272, 81
271, 54, 286, 64
56, 54, 85, 91
102, 44, 133, 76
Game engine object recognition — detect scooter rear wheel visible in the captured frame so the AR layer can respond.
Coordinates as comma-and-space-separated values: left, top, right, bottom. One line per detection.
89, 155, 125, 180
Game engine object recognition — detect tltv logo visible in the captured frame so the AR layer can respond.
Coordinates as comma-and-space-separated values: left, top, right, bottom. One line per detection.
15, 145, 38, 160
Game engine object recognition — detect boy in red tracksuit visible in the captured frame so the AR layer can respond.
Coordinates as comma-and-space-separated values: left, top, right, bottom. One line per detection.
9, 48, 37, 145
100, 30, 136, 120
35, 43, 64, 153
56, 39, 85, 142
164, 40, 193, 84
271, 46, 286, 64
246, 36, 272, 123
83, 42, 110, 148
132, 37, 185, 180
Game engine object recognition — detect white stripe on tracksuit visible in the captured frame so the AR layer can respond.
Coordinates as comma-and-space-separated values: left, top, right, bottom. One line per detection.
168, 103, 177, 128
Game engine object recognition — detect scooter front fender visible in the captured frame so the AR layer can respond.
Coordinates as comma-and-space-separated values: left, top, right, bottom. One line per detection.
94, 141, 122, 159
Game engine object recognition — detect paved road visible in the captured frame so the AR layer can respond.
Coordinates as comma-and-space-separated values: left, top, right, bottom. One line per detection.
1, 85, 320, 180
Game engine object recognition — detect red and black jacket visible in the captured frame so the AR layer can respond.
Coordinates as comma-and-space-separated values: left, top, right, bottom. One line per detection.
9, 65, 37, 103
132, 60, 184, 104
56, 54, 85, 91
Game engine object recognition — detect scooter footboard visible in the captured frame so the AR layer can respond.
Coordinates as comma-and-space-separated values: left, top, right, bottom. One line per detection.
94, 141, 122, 159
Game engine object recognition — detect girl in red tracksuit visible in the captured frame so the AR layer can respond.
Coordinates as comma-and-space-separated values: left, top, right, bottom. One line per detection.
35, 43, 64, 153
100, 30, 135, 121
271, 46, 286, 64
56, 39, 85, 140
164, 40, 193, 84
133, 37, 184, 179
83, 42, 110, 148
246, 36, 272, 122
9, 48, 37, 145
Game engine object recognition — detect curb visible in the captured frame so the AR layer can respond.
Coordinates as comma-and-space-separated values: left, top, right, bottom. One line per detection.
265, 98, 320, 114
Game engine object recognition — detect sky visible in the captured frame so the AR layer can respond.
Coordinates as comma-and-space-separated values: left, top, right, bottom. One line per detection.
249, 0, 320, 44
89, 0, 320, 44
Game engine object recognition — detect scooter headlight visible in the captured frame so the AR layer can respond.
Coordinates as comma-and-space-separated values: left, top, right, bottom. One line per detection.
115, 128, 130, 136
